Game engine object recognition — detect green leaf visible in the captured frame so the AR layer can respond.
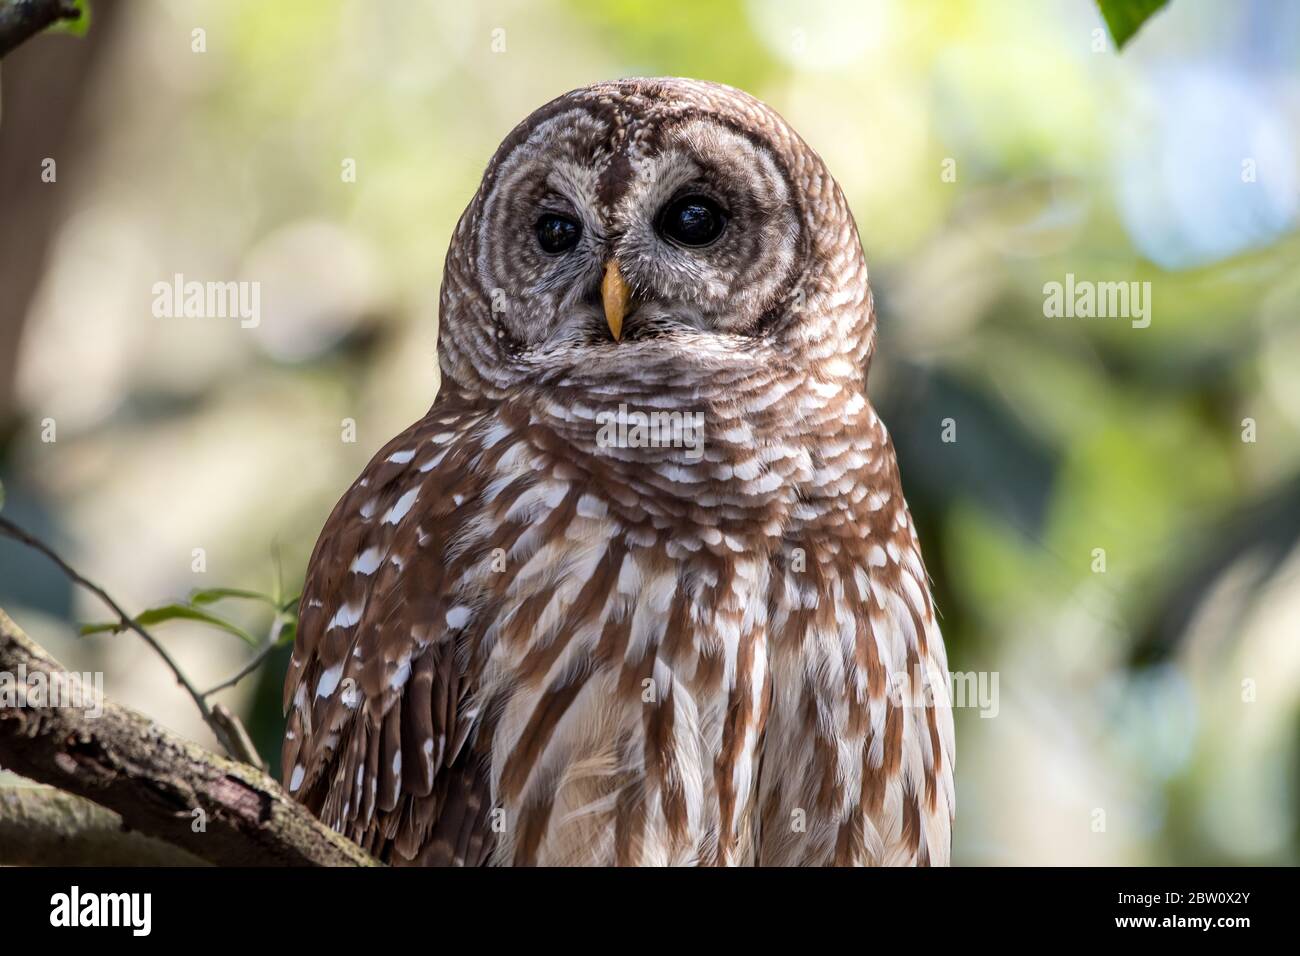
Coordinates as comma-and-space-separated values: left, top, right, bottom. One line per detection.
46, 0, 91, 38
188, 586, 277, 606
1097, 0, 1169, 50
81, 603, 259, 646
273, 616, 298, 647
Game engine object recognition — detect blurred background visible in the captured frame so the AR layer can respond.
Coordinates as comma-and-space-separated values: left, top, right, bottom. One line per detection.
1, 0, 1298, 865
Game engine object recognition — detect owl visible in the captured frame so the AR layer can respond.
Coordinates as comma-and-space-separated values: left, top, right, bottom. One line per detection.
282, 77, 954, 866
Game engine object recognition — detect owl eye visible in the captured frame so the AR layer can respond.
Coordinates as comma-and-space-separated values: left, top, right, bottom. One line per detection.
657, 195, 727, 247
535, 214, 582, 254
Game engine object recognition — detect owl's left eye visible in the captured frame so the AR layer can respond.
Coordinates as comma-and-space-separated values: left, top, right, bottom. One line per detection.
536, 214, 582, 254
657, 195, 727, 247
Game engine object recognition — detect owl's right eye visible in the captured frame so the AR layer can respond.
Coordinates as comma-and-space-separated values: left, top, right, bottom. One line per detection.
535, 214, 582, 254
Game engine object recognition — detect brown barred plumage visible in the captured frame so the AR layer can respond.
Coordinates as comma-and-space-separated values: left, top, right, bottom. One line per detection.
283, 77, 954, 866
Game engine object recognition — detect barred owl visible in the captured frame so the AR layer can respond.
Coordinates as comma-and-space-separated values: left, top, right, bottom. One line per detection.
283, 77, 954, 866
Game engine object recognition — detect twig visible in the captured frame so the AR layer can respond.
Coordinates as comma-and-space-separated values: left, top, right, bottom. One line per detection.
202, 637, 278, 698
0, 0, 81, 59
0, 515, 261, 766
0, 607, 380, 866
201, 601, 293, 699
210, 703, 265, 772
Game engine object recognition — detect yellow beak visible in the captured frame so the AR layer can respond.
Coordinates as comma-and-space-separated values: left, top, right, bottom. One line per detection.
601, 261, 630, 341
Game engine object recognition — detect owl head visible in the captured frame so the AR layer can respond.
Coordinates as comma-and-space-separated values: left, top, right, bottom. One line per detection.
437, 78, 875, 406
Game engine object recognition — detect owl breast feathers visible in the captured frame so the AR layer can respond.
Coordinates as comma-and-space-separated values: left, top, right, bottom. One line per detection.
282, 77, 954, 866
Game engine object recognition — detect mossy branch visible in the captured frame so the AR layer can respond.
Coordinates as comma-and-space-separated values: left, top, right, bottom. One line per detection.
0, 607, 379, 866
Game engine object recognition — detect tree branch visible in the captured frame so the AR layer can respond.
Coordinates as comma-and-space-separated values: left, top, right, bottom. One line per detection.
0, 0, 81, 59
0, 784, 208, 865
0, 607, 380, 866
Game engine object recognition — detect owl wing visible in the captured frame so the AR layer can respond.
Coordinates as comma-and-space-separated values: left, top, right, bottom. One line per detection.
282, 393, 499, 865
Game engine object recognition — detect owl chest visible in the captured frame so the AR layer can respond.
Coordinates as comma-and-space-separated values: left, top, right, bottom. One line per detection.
453, 476, 774, 864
